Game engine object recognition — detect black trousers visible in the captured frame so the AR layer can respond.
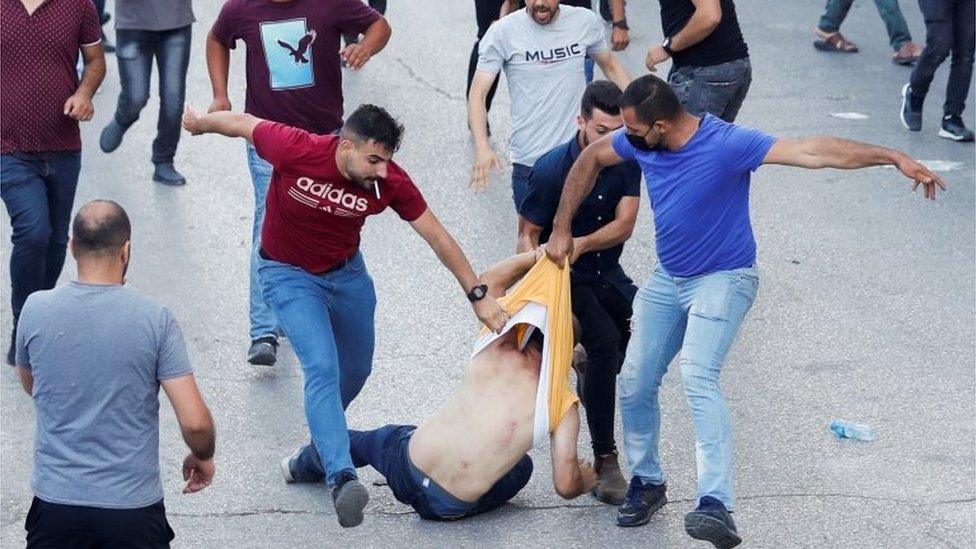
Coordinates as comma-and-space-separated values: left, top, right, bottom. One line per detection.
572, 279, 635, 456
26, 497, 174, 548
468, 0, 505, 113
909, 0, 975, 116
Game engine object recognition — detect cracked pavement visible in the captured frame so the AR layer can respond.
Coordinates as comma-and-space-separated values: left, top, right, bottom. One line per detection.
1, 0, 974, 547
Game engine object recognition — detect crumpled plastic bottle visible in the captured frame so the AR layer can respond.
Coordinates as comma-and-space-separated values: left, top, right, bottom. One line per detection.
829, 419, 876, 441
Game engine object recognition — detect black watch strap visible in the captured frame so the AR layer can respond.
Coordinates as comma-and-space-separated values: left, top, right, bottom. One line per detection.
612, 18, 628, 30
467, 284, 488, 302
662, 36, 675, 56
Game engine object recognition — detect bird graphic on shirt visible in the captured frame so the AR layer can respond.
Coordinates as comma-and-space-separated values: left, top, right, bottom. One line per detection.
277, 30, 317, 64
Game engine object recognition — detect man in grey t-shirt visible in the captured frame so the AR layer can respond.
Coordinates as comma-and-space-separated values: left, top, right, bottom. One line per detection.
99, 0, 195, 185
467, 0, 631, 209
14, 200, 216, 548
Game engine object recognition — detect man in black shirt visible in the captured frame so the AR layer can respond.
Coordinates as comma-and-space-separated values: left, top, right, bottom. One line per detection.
644, 0, 751, 122
517, 81, 641, 506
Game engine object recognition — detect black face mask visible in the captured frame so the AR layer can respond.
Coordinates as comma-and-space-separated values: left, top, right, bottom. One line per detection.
626, 127, 666, 152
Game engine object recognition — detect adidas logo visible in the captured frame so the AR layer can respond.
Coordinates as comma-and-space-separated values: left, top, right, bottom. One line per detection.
296, 177, 369, 212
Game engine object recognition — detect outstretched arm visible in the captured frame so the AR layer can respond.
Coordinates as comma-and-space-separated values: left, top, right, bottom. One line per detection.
549, 403, 597, 499
763, 137, 947, 200
591, 50, 631, 91
546, 134, 625, 265
479, 250, 542, 298
182, 106, 263, 143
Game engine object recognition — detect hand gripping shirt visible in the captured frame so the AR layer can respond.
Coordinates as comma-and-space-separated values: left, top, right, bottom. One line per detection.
471, 256, 578, 447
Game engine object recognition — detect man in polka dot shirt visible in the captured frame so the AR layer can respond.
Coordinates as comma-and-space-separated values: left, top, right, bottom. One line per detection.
0, 0, 107, 366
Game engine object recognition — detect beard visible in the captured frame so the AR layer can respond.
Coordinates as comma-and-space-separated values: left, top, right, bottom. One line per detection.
529, 3, 558, 24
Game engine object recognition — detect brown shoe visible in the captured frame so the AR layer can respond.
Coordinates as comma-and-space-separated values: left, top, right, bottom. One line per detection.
593, 452, 628, 505
893, 42, 923, 66
813, 27, 859, 53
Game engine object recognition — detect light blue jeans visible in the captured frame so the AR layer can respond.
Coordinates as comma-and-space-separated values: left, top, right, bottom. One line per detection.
258, 251, 377, 486
246, 144, 279, 340
619, 263, 758, 510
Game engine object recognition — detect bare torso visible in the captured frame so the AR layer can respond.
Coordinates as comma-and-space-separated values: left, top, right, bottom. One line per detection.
408, 330, 542, 502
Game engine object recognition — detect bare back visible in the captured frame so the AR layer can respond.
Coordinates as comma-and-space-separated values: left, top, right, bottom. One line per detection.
409, 330, 542, 502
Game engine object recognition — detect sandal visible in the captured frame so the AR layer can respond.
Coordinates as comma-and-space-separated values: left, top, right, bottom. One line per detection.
813, 28, 859, 53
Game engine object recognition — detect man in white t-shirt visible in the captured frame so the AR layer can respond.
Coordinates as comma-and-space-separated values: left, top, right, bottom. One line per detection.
467, 0, 631, 208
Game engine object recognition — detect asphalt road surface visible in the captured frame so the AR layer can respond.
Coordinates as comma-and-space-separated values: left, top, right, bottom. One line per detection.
2, 1, 974, 547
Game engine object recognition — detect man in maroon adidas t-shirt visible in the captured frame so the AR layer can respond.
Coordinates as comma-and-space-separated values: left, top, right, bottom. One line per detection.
183, 103, 508, 528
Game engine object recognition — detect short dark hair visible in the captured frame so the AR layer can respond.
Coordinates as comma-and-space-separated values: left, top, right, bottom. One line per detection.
620, 74, 681, 125
71, 200, 131, 257
581, 80, 623, 118
342, 104, 405, 153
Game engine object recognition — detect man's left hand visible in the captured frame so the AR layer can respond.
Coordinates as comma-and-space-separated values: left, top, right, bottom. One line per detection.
645, 44, 670, 72
340, 44, 372, 70
473, 295, 508, 334
611, 27, 630, 51
895, 154, 947, 200
63, 93, 94, 121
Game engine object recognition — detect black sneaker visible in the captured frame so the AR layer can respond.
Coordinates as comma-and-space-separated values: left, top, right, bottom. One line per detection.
5, 325, 16, 366
938, 115, 975, 142
684, 496, 742, 549
100, 120, 126, 153
153, 162, 187, 186
247, 336, 278, 366
616, 477, 667, 527
900, 84, 923, 131
332, 472, 369, 528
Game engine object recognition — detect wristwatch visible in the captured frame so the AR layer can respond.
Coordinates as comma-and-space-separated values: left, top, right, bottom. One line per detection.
662, 36, 675, 56
467, 284, 488, 302
611, 18, 629, 30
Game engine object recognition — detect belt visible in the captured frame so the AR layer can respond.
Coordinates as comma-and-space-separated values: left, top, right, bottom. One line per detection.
258, 247, 351, 275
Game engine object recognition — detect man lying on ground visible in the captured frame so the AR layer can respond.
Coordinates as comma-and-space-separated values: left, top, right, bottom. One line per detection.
280, 249, 596, 520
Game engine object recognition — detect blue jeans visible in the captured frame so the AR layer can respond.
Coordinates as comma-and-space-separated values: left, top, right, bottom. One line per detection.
669, 57, 752, 123
246, 144, 278, 340
114, 26, 191, 165
291, 425, 533, 520
0, 152, 82, 321
511, 163, 533, 210
619, 264, 758, 510
818, 0, 913, 51
258, 251, 376, 486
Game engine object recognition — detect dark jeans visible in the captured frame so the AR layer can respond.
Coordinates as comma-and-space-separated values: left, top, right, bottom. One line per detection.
572, 279, 635, 455
25, 497, 174, 548
468, 0, 504, 113
512, 163, 533, 210
114, 25, 191, 165
343, 0, 388, 45
0, 152, 81, 321
292, 425, 533, 520
818, 0, 914, 51
669, 57, 752, 122
909, 0, 975, 117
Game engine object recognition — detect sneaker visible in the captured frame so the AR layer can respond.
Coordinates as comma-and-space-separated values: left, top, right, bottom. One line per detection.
900, 84, 923, 131
938, 115, 975, 142
616, 477, 667, 527
280, 447, 301, 483
684, 496, 742, 549
332, 472, 369, 528
99, 120, 126, 153
152, 163, 187, 186
593, 451, 628, 505
247, 336, 278, 366
892, 42, 922, 66
5, 326, 16, 366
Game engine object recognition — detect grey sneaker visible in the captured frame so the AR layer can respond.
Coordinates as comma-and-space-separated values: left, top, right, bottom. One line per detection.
280, 447, 300, 483
900, 84, 923, 131
100, 120, 126, 153
332, 473, 369, 528
153, 163, 186, 186
938, 115, 975, 142
247, 336, 278, 366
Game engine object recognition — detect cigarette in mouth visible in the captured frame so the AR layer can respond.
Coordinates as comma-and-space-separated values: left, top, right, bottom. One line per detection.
374, 181, 381, 200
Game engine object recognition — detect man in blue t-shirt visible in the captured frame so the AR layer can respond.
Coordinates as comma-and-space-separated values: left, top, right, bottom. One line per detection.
545, 74, 946, 547
517, 80, 640, 506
